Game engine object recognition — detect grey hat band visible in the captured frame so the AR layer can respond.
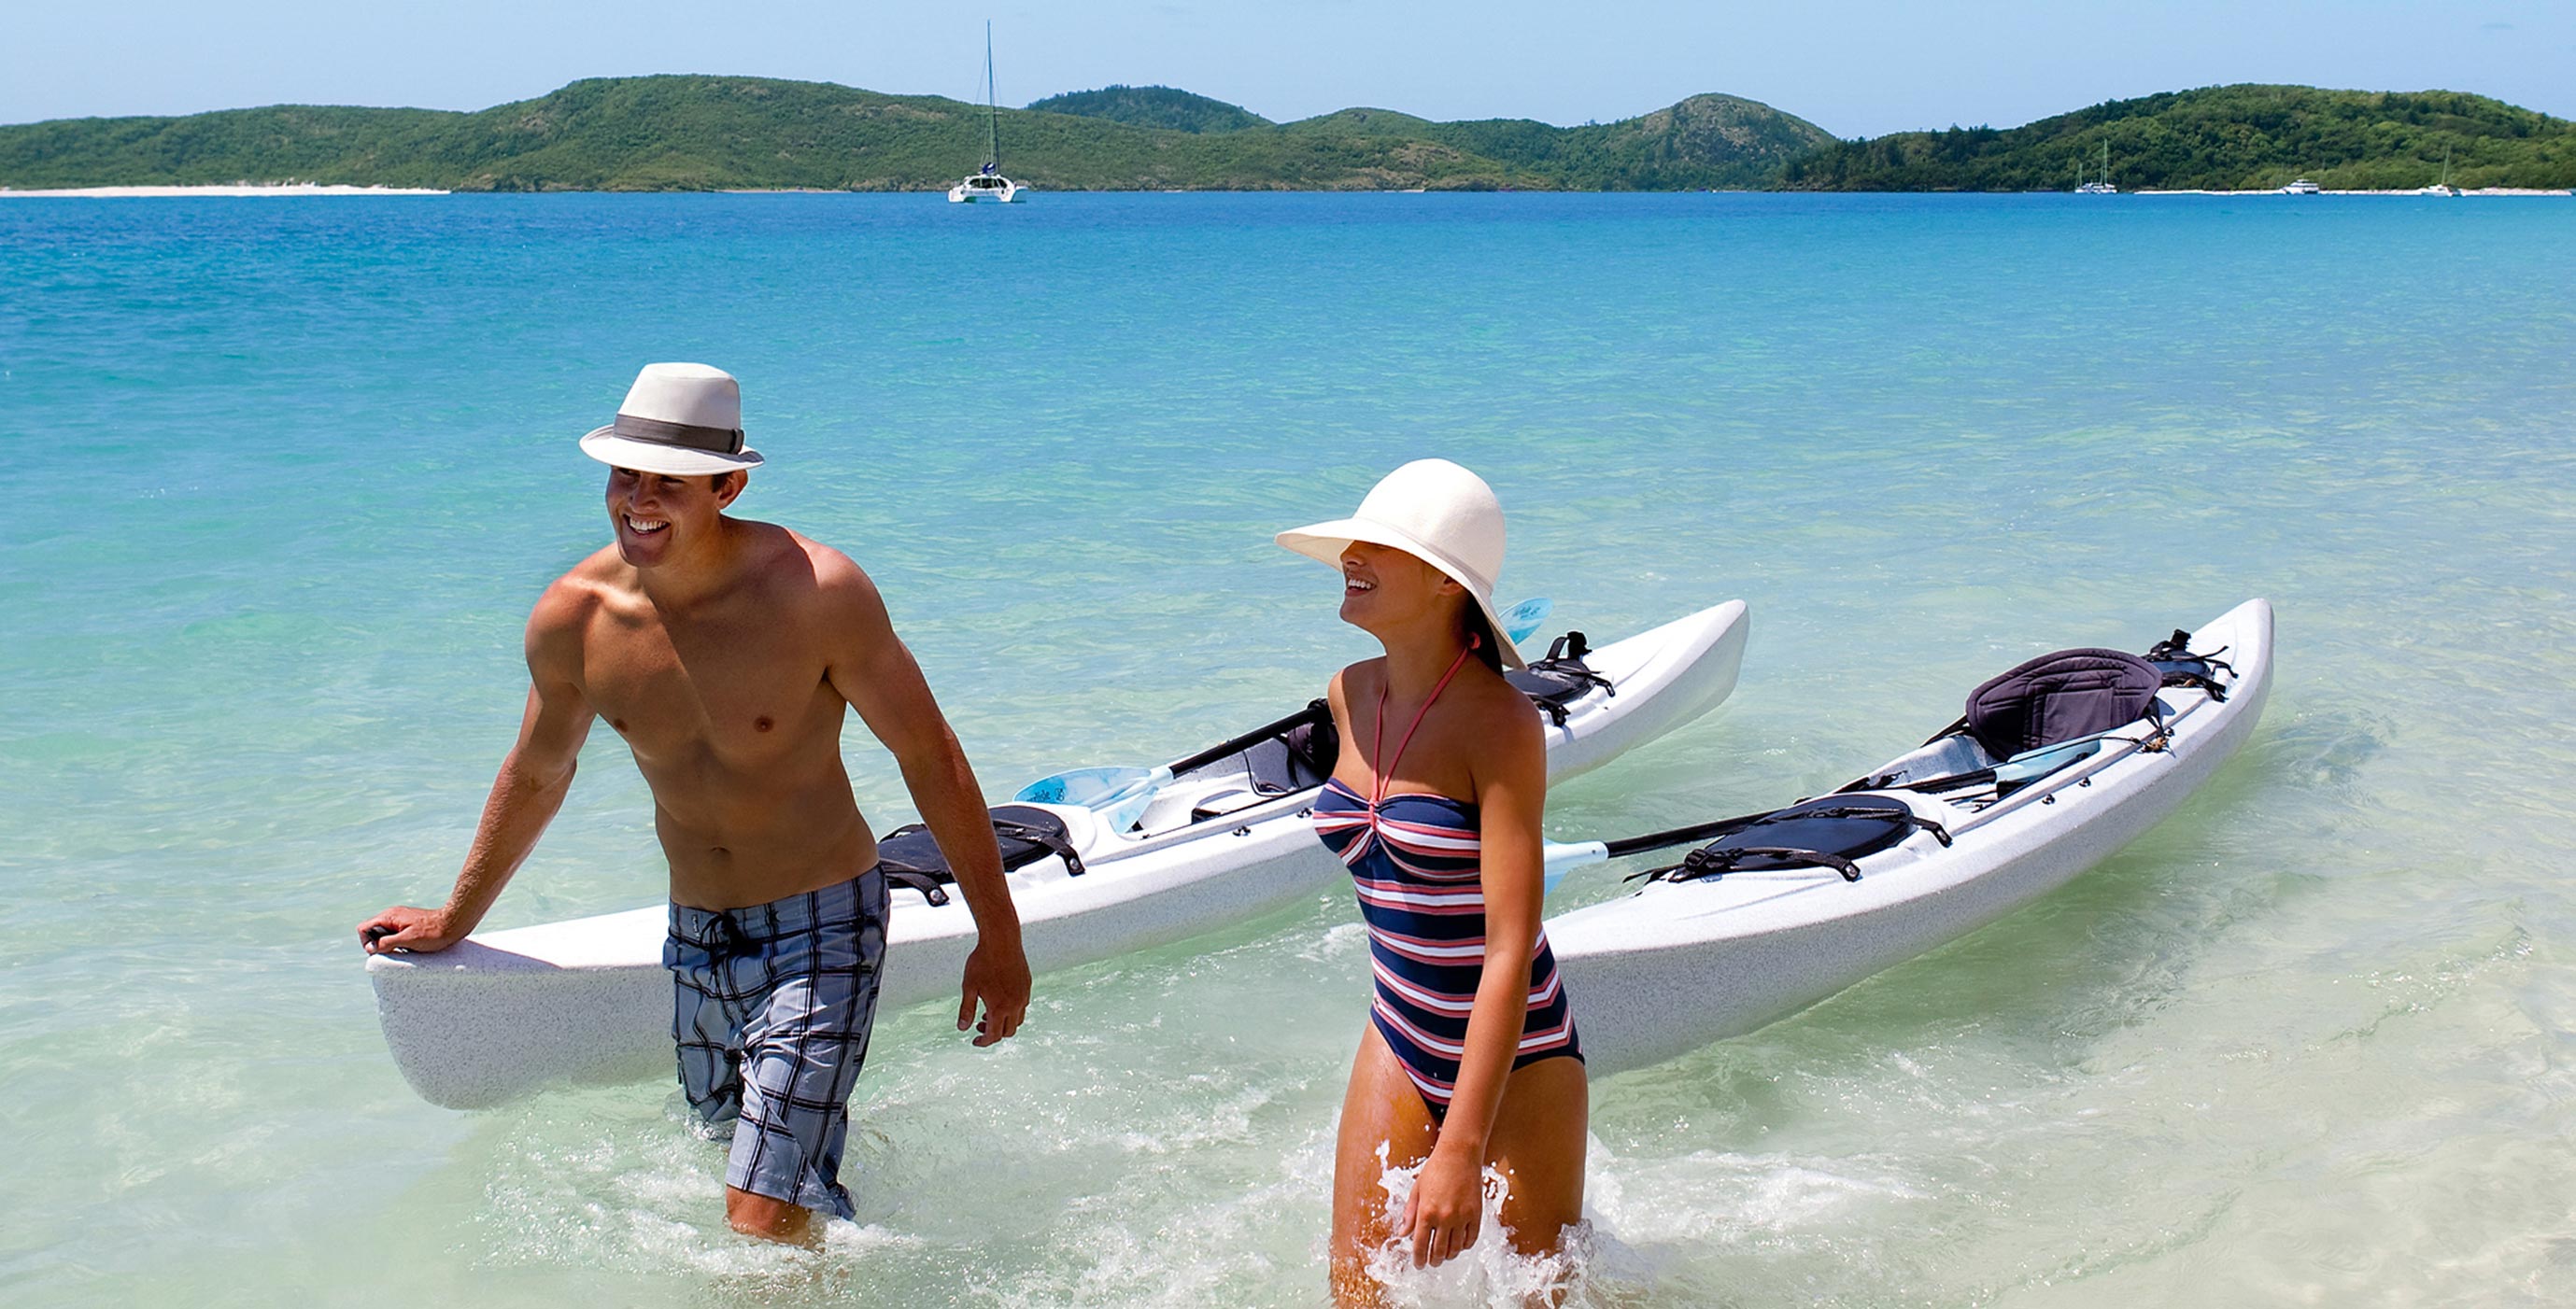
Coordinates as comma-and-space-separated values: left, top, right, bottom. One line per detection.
610, 413, 745, 456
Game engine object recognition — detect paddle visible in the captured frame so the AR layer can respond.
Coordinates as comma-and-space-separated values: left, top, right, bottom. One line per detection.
1013, 701, 1332, 831
1500, 597, 1553, 645
1539, 806, 1780, 893
1017, 598, 1556, 828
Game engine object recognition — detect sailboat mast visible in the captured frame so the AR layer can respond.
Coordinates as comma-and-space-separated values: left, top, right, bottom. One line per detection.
984, 21, 1000, 173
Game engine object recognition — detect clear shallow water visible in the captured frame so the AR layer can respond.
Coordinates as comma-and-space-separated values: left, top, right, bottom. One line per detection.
2, 191, 2572, 1306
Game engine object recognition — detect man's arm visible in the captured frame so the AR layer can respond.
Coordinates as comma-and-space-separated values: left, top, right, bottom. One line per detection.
358, 591, 597, 953
820, 557, 1029, 1047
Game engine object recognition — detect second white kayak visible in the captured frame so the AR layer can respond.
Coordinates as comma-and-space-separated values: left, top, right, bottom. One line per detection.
1554, 598, 2274, 1077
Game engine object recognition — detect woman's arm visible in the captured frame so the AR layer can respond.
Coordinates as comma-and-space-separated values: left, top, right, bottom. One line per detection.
1400, 687, 1547, 1266
1323, 665, 1355, 780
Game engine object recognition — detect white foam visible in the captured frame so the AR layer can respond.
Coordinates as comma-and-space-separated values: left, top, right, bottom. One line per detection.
1356, 1141, 1595, 1308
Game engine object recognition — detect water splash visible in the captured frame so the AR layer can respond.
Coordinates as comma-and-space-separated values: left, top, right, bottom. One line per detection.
1356, 1141, 1593, 1308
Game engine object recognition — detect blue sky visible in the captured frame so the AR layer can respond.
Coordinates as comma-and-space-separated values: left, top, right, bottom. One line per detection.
7, 1, 2570, 134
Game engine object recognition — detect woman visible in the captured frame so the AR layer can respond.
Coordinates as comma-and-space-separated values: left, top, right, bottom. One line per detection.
1276, 458, 1589, 1302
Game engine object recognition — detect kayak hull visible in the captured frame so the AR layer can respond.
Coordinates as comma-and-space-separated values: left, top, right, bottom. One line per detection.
1552, 598, 2274, 1078
370, 600, 1749, 1108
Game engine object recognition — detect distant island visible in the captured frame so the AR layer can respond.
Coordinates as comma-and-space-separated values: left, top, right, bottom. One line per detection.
1, 77, 2569, 193
0, 77, 1830, 192
1782, 85, 2576, 191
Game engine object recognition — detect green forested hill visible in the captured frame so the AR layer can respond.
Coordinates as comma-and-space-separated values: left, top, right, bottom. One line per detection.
1781, 85, 2576, 190
1024, 86, 1271, 134
0, 75, 1829, 191
1266, 94, 1839, 189
1410, 94, 1840, 190
10, 77, 2567, 193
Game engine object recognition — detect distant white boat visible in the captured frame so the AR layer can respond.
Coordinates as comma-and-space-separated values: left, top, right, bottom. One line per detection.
2419, 148, 2459, 197
948, 23, 1024, 204
950, 173, 1020, 204
2074, 141, 2116, 194
2281, 178, 2322, 195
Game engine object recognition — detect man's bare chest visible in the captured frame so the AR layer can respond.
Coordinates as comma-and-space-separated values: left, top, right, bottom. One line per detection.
581, 609, 834, 763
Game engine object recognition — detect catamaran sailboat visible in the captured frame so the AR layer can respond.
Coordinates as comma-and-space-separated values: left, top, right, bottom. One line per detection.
2419, 148, 2459, 197
2074, 141, 2116, 194
949, 22, 1022, 203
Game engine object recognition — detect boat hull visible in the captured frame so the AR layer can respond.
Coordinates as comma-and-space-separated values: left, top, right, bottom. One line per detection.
1553, 599, 2273, 1077
370, 600, 1749, 1107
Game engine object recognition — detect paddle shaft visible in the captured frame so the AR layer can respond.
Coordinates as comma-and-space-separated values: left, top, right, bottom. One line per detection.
1159, 600, 1544, 780
1541, 807, 1778, 891
1161, 700, 1330, 779
1599, 808, 1778, 859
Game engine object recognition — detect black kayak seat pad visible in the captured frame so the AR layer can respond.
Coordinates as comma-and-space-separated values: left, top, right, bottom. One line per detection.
1963, 647, 2161, 761
1644, 795, 1951, 884
875, 804, 1083, 905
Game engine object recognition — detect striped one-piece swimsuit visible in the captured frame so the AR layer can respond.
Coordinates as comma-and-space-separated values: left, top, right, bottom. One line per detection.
1309, 650, 1583, 1119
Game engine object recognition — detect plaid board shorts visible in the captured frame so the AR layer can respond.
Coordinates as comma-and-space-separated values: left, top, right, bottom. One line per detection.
663, 866, 889, 1221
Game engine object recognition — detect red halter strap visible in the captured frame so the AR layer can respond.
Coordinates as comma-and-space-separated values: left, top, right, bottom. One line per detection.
1369, 640, 1479, 809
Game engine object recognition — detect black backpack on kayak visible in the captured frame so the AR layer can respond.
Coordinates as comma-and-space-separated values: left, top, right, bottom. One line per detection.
1507, 632, 1616, 726
2144, 629, 2234, 702
874, 805, 1083, 906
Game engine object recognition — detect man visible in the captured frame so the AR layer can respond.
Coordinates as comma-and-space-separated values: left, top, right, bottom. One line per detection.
359, 362, 1029, 1246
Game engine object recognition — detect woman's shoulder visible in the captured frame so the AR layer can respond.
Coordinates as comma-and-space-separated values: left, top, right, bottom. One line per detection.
1328, 656, 1388, 700
1457, 663, 1544, 726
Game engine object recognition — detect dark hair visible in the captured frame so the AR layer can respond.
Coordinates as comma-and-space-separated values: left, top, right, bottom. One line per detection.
1461, 601, 1507, 673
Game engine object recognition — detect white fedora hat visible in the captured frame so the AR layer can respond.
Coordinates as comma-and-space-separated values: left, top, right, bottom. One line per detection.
578, 363, 766, 476
1276, 458, 1526, 669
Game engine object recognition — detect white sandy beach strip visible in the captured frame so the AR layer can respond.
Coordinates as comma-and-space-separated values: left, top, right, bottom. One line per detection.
0, 183, 448, 198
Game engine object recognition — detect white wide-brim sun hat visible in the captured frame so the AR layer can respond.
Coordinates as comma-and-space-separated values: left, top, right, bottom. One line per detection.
578, 362, 766, 476
1276, 457, 1527, 669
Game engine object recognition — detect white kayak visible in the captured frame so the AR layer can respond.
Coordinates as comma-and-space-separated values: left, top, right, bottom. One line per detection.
1552, 598, 2273, 1077
370, 599, 1750, 1108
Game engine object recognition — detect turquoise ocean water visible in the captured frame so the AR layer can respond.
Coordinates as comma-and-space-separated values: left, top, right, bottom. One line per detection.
3, 191, 2573, 1305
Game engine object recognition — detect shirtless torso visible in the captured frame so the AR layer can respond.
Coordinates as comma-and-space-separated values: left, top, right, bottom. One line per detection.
360, 468, 1029, 1083
551, 519, 897, 910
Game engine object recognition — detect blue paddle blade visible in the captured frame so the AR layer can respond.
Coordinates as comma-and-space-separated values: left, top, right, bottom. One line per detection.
1501, 597, 1553, 645
1014, 766, 1154, 806
1993, 737, 2106, 786
1540, 839, 1606, 894
1014, 776, 1076, 805
1014, 765, 1172, 832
